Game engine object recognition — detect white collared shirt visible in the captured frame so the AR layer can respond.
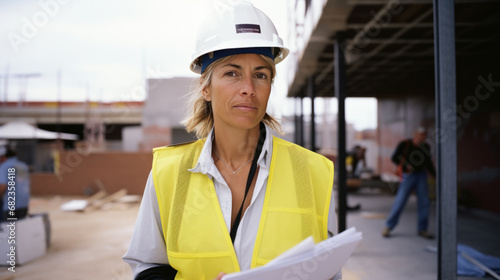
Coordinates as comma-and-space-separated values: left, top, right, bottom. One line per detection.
123, 125, 338, 278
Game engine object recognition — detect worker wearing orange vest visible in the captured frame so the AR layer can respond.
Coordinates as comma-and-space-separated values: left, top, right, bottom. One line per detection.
123, 2, 338, 279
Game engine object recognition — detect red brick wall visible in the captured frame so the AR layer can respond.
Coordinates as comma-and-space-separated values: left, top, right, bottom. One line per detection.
31, 151, 152, 196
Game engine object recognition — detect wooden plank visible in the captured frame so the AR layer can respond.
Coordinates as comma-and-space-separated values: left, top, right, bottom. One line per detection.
85, 189, 128, 212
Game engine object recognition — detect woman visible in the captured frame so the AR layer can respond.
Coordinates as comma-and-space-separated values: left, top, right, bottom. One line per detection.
123, 2, 337, 279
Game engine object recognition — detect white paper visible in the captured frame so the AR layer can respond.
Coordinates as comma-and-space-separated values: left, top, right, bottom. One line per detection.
60, 199, 88, 211
222, 227, 362, 280
266, 236, 315, 266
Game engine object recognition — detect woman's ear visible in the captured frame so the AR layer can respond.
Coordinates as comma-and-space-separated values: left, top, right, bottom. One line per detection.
203, 88, 212, 102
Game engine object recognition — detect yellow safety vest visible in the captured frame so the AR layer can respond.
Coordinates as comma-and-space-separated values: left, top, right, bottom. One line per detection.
152, 136, 334, 280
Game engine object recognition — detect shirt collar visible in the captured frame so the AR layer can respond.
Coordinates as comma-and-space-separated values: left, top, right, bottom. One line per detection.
189, 124, 273, 175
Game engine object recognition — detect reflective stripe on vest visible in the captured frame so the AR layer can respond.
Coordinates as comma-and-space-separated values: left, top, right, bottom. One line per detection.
152, 136, 334, 280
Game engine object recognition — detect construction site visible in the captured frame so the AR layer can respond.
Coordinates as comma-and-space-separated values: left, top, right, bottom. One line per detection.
1, 0, 500, 279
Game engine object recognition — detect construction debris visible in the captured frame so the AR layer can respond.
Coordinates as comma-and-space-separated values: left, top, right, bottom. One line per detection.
60, 199, 88, 211
60, 189, 138, 212
85, 189, 128, 212
116, 195, 142, 204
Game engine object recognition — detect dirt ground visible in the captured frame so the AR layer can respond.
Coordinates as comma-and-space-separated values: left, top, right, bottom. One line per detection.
0, 196, 360, 280
0, 196, 138, 280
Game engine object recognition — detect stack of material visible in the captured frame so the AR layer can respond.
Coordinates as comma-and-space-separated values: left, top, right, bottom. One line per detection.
60, 184, 141, 212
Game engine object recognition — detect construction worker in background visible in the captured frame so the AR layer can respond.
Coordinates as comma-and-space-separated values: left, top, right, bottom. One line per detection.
123, 1, 339, 279
0, 145, 31, 221
346, 145, 366, 178
382, 127, 436, 239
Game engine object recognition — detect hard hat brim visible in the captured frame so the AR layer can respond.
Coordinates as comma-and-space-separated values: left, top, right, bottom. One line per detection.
190, 40, 289, 74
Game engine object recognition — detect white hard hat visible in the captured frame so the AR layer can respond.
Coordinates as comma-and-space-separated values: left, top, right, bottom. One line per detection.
190, 0, 289, 74
416, 126, 427, 134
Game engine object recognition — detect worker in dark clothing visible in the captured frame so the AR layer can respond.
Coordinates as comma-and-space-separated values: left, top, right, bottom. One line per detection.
382, 127, 436, 239
347, 145, 366, 178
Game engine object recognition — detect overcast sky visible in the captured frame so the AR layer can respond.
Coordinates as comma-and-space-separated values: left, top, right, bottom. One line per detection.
1, 0, 376, 129
0, 0, 288, 100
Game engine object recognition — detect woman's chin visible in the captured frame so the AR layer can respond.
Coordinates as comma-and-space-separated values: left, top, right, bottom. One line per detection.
225, 119, 262, 131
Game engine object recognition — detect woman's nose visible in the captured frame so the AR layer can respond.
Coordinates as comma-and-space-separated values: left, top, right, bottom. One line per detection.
239, 76, 256, 96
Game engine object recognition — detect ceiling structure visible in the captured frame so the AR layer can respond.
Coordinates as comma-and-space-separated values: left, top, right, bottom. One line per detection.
287, 0, 500, 98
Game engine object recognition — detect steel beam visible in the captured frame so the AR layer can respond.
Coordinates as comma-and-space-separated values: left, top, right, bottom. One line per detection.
308, 75, 317, 152
299, 97, 305, 146
433, 0, 457, 279
334, 31, 347, 232
295, 97, 301, 145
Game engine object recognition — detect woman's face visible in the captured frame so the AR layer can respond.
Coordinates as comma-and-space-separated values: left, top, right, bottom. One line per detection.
204, 53, 272, 131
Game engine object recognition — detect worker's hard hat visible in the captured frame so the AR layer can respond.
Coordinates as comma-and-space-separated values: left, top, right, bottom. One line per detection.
190, 0, 289, 74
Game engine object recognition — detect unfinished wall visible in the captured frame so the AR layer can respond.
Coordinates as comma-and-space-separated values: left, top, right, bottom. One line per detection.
31, 151, 153, 196
140, 77, 195, 151
376, 68, 500, 214
377, 95, 436, 175
455, 67, 500, 213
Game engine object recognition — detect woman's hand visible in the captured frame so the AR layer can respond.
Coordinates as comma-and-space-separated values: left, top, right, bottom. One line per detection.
213, 272, 226, 280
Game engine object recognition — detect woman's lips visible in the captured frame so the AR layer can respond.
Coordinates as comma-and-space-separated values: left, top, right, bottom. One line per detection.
234, 104, 257, 111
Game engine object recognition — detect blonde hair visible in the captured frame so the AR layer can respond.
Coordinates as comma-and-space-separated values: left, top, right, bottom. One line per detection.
183, 54, 282, 139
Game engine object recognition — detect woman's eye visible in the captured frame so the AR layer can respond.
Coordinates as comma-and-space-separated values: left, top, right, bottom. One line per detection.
255, 73, 268, 79
224, 71, 238, 77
